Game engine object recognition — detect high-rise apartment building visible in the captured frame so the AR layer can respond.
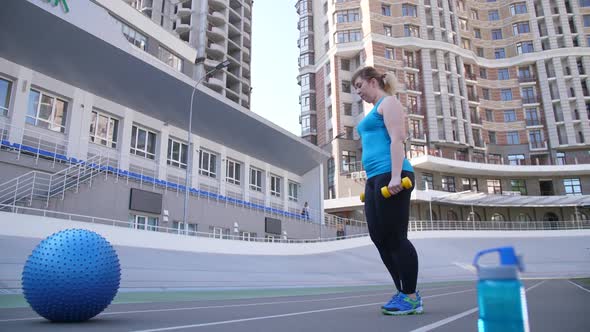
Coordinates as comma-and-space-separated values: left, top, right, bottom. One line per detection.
121, 0, 253, 108
297, 0, 590, 224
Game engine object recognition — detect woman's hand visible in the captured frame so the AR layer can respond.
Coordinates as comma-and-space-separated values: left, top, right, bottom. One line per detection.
387, 177, 403, 196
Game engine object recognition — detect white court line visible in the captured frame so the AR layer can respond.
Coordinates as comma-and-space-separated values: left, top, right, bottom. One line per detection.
0, 284, 469, 323
567, 280, 590, 294
130, 289, 475, 332
408, 280, 547, 332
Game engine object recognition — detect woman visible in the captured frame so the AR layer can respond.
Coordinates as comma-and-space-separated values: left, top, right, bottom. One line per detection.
353, 66, 422, 315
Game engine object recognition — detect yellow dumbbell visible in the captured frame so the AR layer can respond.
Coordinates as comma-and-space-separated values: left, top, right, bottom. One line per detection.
360, 177, 413, 202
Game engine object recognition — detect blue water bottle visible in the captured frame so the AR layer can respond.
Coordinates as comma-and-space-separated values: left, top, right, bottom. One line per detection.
473, 247, 529, 332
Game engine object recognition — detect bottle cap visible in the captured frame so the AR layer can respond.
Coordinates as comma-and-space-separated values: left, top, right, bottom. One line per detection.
473, 246, 524, 280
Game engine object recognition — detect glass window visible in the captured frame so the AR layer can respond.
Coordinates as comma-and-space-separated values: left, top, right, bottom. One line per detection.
491, 29, 503, 40
335, 29, 362, 43
488, 10, 499, 21
504, 110, 516, 122
563, 178, 582, 195
385, 47, 394, 59
494, 48, 506, 59
441, 176, 456, 192
166, 137, 188, 169
341, 150, 357, 172
498, 68, 509, 80
382, 4, 391, 16
507, 131, 520, 144
510, 3, 527, 15
158, 46, 183, 71
89, 109, 119, 148
249, 167, 262, 192
501, 89, 513, 101
511, 179, 527, 195
198, 149, 217, 178
225, 159, 241, 185
488, 131, 497, 144
422, 173, 434, 190
26, 89, 68, 133
384, 25, 392, 37
402, 4, 417, 17
270, 174, 281, 197
288, 181, 299, 202
119, 21, 147, 50
130, 125, 157, 159
487, 179, 502, 194
508, 154, 525, 165
0, 77, 11, 117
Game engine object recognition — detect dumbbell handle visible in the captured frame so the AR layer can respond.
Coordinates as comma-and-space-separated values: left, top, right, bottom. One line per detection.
360, 177, 413, 202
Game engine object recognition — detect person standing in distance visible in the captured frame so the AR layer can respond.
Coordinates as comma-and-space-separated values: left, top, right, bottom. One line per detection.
353, 66, 422, 315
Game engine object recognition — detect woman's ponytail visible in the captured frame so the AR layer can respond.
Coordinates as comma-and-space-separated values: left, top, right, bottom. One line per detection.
382, 71, 399, 95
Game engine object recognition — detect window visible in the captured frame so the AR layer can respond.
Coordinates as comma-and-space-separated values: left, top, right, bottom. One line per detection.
344, 103, 352, 116
529, 129, 544, 148
441, 176, 456, 192
342, 80, 351, 93
563, 178, 582, 195
513, 22, 530, 35
516, 41, 534, 54
504, 110, 516, 122
508, 154, 525, 165
501, 89, 513, 101
488, 131, 497, 144
494, 48, 506, 59
491, 29, 503, 40
335, 9, 360, 23
26, 89, 68, 133
510, 3, 527, 15
341, 59, 350, 71
335, 29, 362, 43
385, 47, 394, 59
165, 138, 188, 169
270, 174, 281, 197
422, 173, 434, 190
157, 46, 183, 71
582, 0, 590, 7
507, 131, 520, 144
477, 47, 484, 57
498, 68, 509, 80
471, 9, 479, 20
88, 110, 119, 149
511, 179, 527, 195
522, 87, 536, 103
250, 167, 262, 192
402, 4, 417, 17
384, 25, 392, 37
0, 78, 11, 117
173, 221, 197, 235
482, 88, 490, 100
341, 150, 357, 172
382, 4, 391, 16
130, 214, 158, 231
459, 18, 468, 31
130, 125, 156, 159
556, 152, 566, 165
225, 159, 241, 185
584, 15, 590, 27
288, 181, 299, 201
345, 126, 354, 139
526, 109, 539, 125
485, 109, 494, 121
479, 68, 487, 79
488, 10, 499, 21
120, 22, 147, 50
474, 28, 481, 39
404, 24, 420, 37
487, 179, 502, 194
199, 149, 217, 178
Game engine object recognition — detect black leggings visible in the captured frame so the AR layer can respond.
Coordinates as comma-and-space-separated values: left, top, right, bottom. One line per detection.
364, 171, 418, 294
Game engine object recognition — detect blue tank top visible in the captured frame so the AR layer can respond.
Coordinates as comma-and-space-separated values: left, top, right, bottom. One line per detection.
357, 97, 413, 179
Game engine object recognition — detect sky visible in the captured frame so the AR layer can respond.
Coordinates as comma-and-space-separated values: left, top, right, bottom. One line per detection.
250, 1, 301, 136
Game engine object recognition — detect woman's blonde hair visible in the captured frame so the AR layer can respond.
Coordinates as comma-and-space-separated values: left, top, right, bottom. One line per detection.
351, 66, 398, 95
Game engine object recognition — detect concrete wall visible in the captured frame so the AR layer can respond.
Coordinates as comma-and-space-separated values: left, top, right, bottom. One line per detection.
1, 212, 589, 290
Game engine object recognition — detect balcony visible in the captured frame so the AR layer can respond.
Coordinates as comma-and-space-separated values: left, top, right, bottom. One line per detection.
409, 131, 427, 142
403, 60, 419, 69
208, 10, 225, 25
207, 25, 226, 42
177, 6, 191, 17
209, 0, 229, 9
529, 141, 548, 150
207, 41, 225, 56
518, 75, 536, 83
522, 97, 540, 105
526, 119, 541, 126
465, 73, 477, 81
467, 93, 479, 102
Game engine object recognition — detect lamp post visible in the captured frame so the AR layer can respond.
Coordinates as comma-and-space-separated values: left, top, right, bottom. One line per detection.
183, 59, 231, 226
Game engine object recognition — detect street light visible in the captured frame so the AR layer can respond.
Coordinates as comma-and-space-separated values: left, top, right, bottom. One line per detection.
183, 58, 231, 225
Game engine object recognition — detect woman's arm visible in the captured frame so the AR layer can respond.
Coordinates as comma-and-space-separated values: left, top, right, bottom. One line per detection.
381, 96, 407, 194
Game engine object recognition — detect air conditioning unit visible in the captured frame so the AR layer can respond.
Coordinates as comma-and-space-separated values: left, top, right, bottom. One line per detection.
359, 171, 367, 179
351, 172, 359, 180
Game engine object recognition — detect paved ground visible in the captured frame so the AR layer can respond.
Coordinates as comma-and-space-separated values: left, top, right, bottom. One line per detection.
0, 279, 588, 331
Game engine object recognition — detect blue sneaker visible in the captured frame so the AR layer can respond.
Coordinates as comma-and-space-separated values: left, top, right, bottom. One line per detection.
382, 291, 423, 315
381, 292, 400, 309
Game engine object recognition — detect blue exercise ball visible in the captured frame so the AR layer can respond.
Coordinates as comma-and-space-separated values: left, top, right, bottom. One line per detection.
22, 228, 121, 322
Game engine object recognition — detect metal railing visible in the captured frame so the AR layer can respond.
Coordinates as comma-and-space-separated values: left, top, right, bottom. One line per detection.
1, 205, 587, 245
